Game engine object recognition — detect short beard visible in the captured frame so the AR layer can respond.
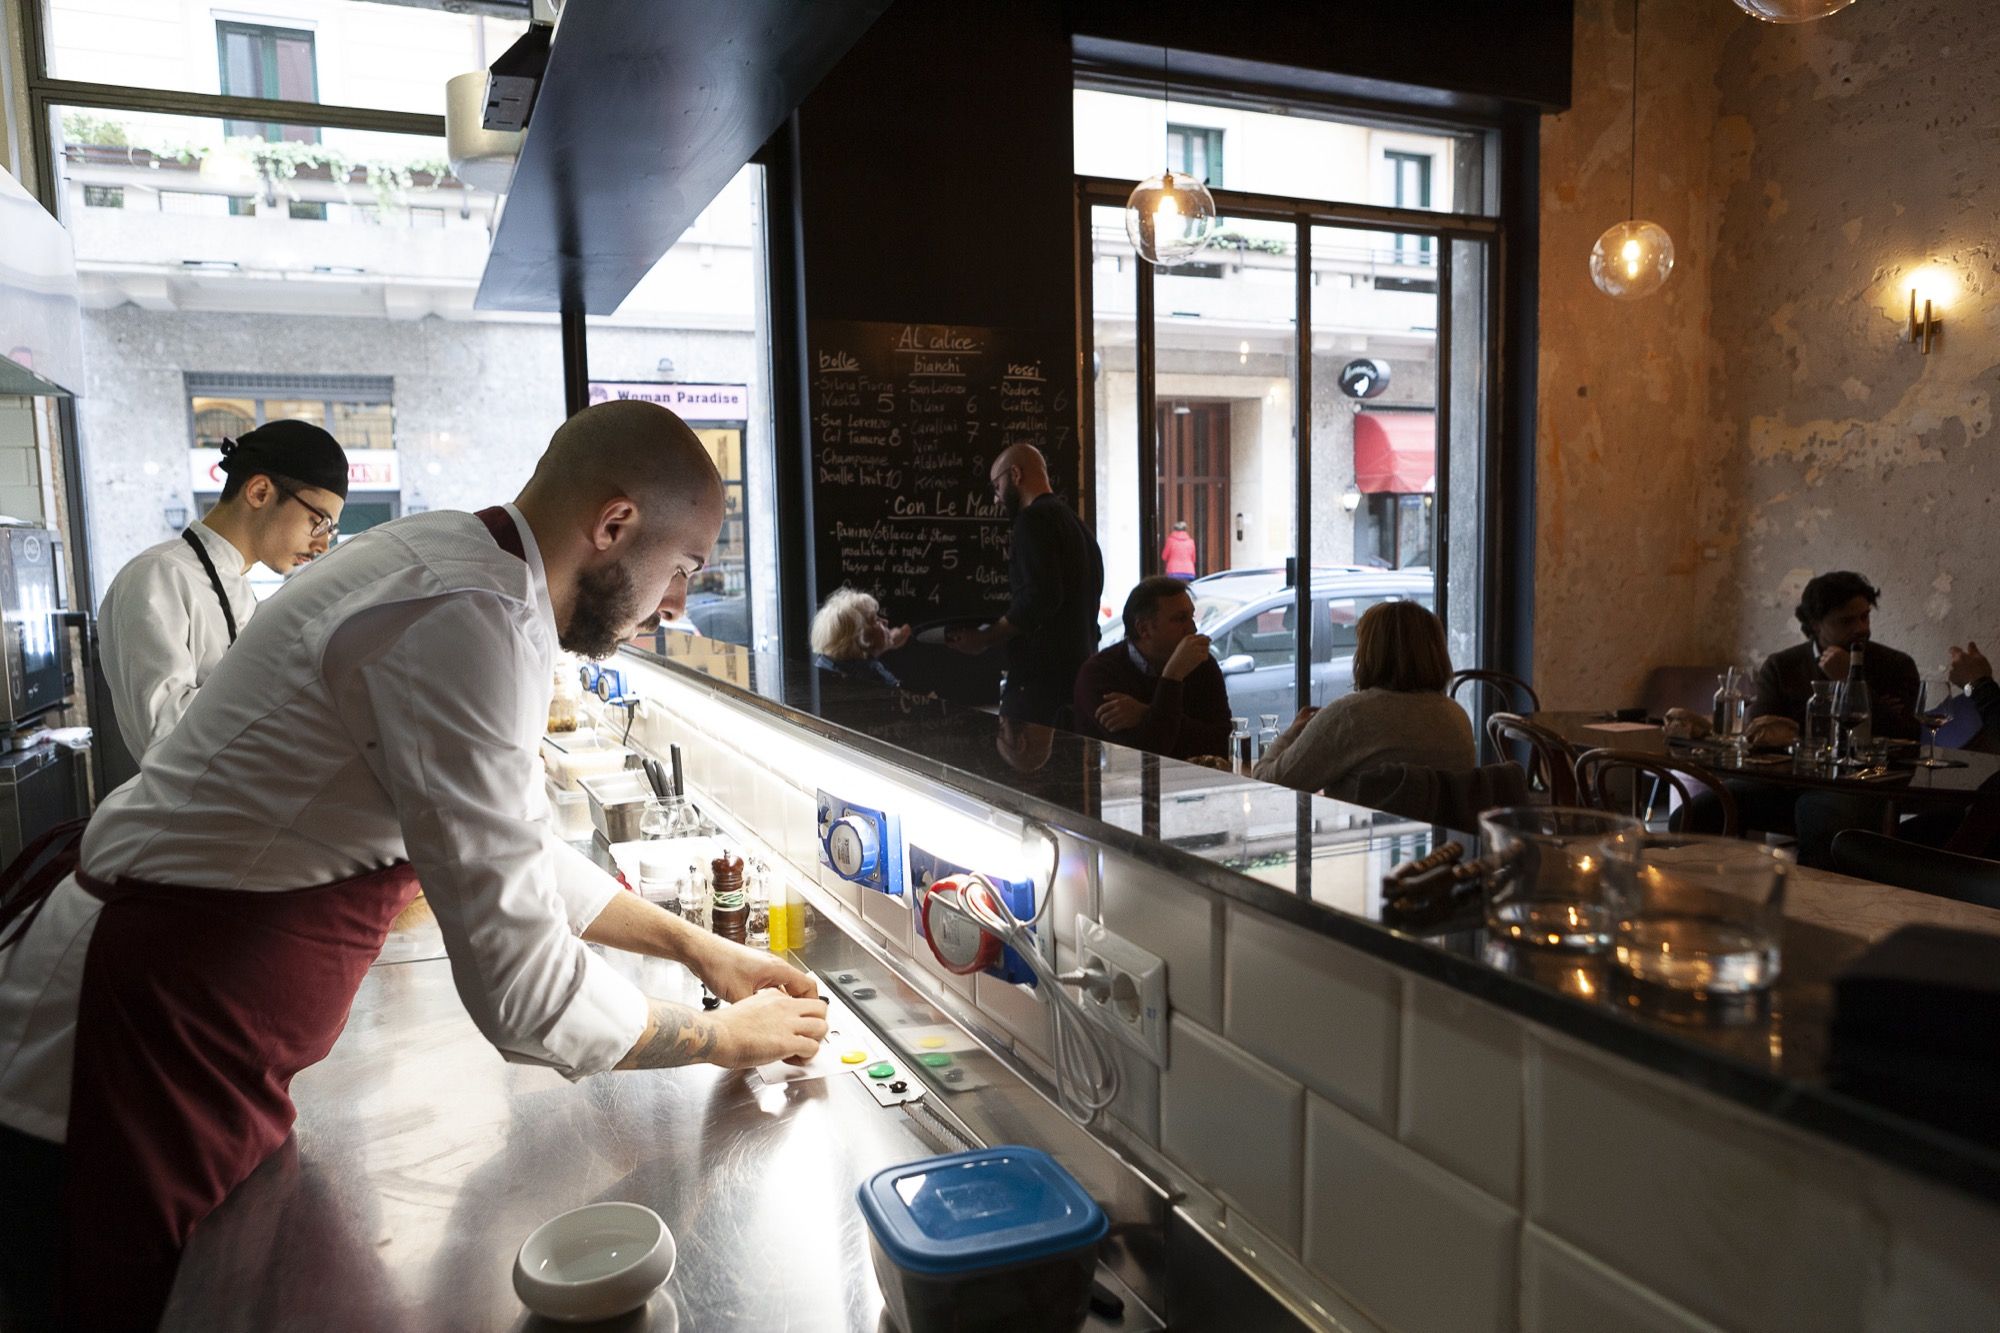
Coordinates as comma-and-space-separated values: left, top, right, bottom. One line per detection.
561, 561, 654, 658
1000, 480, 1023, 518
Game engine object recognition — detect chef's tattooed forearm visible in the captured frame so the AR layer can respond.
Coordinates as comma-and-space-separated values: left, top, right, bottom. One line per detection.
616, 998, 720, 1069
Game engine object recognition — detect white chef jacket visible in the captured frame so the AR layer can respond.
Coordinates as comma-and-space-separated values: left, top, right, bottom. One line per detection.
97, 522, 260, 760
0, 505, 649, 1142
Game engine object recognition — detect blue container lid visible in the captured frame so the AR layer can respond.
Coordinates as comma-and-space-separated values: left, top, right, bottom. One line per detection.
857, 1145, 1108, 1277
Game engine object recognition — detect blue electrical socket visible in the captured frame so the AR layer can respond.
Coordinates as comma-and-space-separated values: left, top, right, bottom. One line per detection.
816, 790, 905, 898
908, 845, 1038, 988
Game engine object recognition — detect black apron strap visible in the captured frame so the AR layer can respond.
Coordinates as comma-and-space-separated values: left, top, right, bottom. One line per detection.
180, 528, 239, 644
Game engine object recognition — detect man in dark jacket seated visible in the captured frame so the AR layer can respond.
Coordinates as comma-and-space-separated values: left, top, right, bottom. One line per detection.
1947, 640, 2000, 745
1072, 576, 1230, 761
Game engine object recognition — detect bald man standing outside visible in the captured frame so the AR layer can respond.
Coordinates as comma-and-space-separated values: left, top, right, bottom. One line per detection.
0, 401, 827, 1329
948, 444, 1104, 725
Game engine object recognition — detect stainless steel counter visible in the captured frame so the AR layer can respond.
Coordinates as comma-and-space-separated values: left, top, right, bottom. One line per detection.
161, 941, 952, 1331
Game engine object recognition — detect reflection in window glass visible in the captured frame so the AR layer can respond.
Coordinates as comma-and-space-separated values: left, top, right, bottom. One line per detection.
54, 103, 564, 601
1075, 88, 1485, 215
43, 1, 526, 116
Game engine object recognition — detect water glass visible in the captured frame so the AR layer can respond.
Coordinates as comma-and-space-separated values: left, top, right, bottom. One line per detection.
1803, 680, 1841, 771
1479, 807, 1642, 951
1608, 833, 1788, 996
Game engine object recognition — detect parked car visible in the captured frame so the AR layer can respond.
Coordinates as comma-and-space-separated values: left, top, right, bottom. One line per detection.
1101, 566, 1435, 721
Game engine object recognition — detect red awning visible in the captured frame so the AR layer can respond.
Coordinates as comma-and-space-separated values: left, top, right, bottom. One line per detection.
1353, 410, 1436, 493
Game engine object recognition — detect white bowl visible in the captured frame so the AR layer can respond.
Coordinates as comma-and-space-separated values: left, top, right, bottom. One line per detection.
512, 1202, 675, 1324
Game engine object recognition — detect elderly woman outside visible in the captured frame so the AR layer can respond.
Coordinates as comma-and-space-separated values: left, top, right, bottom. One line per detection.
810, 587, 910, 688
1253, 599, 1474, 800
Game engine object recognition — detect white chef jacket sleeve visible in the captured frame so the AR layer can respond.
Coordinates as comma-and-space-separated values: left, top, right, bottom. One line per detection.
99, 560, 203, 758
341, 593, 649, 1079
549, 833, 623, 933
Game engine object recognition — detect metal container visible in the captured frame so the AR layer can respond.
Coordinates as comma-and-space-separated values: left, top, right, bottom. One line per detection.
579, 769, 653, 844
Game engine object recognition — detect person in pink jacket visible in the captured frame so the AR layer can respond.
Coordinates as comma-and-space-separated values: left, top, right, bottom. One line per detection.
1162, 520, 1197, 580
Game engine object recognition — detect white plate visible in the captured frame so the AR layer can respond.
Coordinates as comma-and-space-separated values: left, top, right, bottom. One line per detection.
513, 1201, 675, 1324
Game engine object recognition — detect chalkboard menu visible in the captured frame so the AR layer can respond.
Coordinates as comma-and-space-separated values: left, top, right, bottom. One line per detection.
808, 320, 1077, 629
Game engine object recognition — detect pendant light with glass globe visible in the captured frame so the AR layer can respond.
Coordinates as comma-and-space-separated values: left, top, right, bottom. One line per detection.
1731, 0, 1859, 22
1590, 0, 1673, 300
1125, 47, 1218, 268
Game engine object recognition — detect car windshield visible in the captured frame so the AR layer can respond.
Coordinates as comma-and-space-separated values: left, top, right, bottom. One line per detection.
1193, 594, 1248, 637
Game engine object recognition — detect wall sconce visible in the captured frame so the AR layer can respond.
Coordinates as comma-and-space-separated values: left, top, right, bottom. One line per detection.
1904, 266, 1952, 355
1907, 287, 1941, 355
1340, 490, 1362, 513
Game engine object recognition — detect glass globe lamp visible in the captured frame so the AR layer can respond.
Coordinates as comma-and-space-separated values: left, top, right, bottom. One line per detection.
1589, 219, 1675, 299
1731, 0, 1859, 22
1124, 169, 1219, 267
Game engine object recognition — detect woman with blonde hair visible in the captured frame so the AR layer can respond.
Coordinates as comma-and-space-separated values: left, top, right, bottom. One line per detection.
810, 587, 909, 688
1253, 599, 1473, 799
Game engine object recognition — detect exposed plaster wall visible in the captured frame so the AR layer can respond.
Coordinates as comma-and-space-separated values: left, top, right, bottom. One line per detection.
1714, 0, 2000, 672
1535, 0, 1738, 708
1538, 0, 2000, 705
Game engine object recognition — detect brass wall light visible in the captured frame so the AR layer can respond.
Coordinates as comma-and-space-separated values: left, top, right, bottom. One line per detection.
1903, 266, 1952, 355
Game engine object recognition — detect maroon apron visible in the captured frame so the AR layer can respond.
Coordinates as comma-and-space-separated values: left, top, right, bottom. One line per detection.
24, 505, 527, 1329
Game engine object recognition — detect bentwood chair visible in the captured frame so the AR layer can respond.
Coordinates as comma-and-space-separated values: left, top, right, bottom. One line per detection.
1485, 713, 1578, 805
1449, 668, 1543, 717
1830, 831, 2000, 910
1574, 747, 1738, 836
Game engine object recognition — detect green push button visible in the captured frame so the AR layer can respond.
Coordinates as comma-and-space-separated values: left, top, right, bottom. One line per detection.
867, 1062, 897, 1079
918, 1053, 953, 1068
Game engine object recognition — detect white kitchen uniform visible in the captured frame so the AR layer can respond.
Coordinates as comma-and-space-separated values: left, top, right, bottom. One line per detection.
0, 505, 648, 1141
97, 522, 260, 760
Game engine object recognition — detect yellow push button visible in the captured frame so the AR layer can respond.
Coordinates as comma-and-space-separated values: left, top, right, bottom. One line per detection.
840, 1050, 869, 1065
918, 1036, 947, 1051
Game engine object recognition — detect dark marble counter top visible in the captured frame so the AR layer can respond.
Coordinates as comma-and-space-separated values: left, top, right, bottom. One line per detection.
624, 636, 2000, 1205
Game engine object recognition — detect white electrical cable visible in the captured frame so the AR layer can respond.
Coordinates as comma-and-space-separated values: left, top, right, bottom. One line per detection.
959, 830, 1120, 1127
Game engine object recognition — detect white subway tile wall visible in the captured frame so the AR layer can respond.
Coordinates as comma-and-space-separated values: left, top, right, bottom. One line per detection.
1520, 1226, 1722, 1333
1400, 975, 1524, 1202
619, 658, 2000, 1333
1526, 1035, 1880, 1333
1100, 849, 1225, 1028
1303, 1092, 1519, 1333
1224, 903, 1401, 1132
1160, 1014, 1306, 1250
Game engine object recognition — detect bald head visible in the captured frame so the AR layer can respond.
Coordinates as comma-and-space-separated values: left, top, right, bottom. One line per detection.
522, 399, 723, 520
988, 442, 1052, 518
516, 400, 727, 656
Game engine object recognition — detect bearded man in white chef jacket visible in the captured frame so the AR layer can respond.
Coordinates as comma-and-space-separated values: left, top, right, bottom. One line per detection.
98, 418, 351, 763
0, 399, 827, 1331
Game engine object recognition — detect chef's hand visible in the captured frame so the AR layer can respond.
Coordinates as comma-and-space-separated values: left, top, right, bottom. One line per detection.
711, 988, 828, 1068
1161, 633, 1213, 682
688, 931, 817, 1004
1095, 692, 1148, 732
1949, 640, 1992, 687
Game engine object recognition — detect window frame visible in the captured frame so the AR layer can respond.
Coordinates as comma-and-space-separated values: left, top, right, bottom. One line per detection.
1165, 122, 1224, 186
215, 19, 321, 142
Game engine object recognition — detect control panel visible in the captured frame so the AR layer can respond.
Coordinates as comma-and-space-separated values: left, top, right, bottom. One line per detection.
909, 845, 1037, 988
816, 790, 905, 898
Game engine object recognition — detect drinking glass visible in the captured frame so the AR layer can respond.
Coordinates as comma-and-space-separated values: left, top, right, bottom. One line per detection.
1479, 807, 1642, 951
1608, 833, 1788, 995
1803, 680, 1841, 772
1913, 676, 1960, 769
1258, 712, 1280, 751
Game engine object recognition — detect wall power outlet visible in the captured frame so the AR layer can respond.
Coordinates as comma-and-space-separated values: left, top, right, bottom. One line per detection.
1075, 916, 1169, 1069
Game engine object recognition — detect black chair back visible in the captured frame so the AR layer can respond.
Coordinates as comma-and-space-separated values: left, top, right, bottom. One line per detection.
1830, 830, 2000, 911
1574, 747, 1737, 836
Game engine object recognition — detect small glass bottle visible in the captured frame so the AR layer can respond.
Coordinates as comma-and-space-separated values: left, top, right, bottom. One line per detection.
746, 859, 770, 950
679, 862, 708, 933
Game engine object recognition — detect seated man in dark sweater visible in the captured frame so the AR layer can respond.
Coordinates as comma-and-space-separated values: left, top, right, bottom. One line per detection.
1749, 569, 1921, 742
1072, 576, 1230, 761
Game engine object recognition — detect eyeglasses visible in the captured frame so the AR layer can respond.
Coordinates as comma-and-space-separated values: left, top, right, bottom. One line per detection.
272, 482, 339, 539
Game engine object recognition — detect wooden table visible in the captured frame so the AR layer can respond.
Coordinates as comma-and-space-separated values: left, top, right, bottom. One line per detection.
1532, 710, 1999, 809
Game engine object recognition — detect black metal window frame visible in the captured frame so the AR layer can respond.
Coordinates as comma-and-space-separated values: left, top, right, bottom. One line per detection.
1075, 171, 1504, 712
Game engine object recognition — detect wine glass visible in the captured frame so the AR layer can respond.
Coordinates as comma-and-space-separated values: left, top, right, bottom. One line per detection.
1913, 676, 1961, 769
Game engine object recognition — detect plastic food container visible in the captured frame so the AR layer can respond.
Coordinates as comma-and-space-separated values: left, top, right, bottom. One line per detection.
545, 779, 593, 842
856, 1145, 1106, 1333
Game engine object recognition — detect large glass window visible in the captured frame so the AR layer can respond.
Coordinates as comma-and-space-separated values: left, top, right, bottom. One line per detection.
1081, 87, 1495, 721
583, 166, 777, 653
50, 103, 563, 601
41, 0, 524, 115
